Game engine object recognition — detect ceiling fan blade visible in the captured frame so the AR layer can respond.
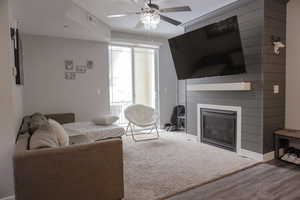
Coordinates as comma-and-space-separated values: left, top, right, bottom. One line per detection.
107, 12, 140, 18
107, 14, 128, 18
160, 14, 182, 26
112, 0, 139, 4
160, 6, 192, 13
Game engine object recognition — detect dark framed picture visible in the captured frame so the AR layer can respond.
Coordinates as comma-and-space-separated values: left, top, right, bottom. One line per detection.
76, 65, 86, 73
87, 60, 93, 69
10, 28, 24, 85
65, 72, 76, 80
65, 60, 74, 71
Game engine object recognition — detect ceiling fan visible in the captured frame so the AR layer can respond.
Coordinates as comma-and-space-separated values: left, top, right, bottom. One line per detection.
107, 0, 192, 29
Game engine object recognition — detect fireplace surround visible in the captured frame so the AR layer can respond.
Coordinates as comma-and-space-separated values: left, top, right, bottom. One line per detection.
197, 104, 242, 154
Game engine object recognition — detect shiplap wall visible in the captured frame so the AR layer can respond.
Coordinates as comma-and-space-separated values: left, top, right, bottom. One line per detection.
179, 0, 287, 154
262, 0, 286, 154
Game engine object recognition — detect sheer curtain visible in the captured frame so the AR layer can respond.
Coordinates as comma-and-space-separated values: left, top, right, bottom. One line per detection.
109, 45, 157, 125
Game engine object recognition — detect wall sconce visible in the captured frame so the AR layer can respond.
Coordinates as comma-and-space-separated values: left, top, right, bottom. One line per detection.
271, 35, 285, 55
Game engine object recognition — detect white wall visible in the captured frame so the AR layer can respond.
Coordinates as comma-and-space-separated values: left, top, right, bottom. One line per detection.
10, 1, 24, 135
23, 35, 110, 121
286, 0, 300, 129
0, 0, 19, 197
23, 32, 178, 127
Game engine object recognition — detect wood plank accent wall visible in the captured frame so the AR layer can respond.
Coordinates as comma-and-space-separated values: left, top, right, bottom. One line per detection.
262, 0, 286, 153
178, 0, 287, 154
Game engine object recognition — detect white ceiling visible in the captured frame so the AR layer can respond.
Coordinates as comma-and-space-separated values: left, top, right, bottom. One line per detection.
11, 0, 239, 40
11, 0, 111, 41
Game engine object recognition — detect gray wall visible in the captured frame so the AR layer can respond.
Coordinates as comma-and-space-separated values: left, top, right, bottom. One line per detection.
179, 0, 287, 154
182, 0, 265, 154
158, 41, 178, 127
262, 0, 286, 153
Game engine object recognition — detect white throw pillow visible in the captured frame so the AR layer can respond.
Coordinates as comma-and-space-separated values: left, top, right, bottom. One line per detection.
48, 119, 69, 146
30, 128, 59, 150
93, 115, 119, 125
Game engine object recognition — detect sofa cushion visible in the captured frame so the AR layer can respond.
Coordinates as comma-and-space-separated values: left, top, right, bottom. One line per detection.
93, 115, 119, 125
69, 135, 93, 145
30, 128, 59, 149
48, 119, 69, 146
29, 113, 50, 134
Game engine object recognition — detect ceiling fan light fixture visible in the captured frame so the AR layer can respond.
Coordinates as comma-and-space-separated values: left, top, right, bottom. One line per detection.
140, 11, 160, 30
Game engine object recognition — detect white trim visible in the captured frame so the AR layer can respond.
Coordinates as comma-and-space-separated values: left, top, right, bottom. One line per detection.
0, 196, 15, 200
240, 149, 265, 161
237, 148, 278, 162
263, 148, 285, 162
110, 40, 161, 49
263, 151, 275, 162
187, 82, 252, 91
197, 104, 242, 155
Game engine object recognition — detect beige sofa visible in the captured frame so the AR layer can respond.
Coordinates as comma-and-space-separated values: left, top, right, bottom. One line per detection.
13, 113, 124, 200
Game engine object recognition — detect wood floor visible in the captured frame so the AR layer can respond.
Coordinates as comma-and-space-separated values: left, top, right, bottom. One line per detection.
167, 160, 300, 200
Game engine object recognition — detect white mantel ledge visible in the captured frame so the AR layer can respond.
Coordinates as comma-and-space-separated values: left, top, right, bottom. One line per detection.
187, 82, 251, 91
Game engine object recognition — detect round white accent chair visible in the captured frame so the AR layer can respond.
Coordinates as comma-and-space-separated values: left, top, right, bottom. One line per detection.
124, 104, 160, 142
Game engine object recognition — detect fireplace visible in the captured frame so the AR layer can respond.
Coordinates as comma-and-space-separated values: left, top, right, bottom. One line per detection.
201, 108, 237, 152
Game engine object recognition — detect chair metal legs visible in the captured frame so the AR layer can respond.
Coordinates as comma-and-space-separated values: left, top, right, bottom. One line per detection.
126, 123, 160, 142
125, 123, 131, 136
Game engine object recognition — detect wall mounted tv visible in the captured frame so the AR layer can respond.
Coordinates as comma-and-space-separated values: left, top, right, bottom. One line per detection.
168, 16, 246, 80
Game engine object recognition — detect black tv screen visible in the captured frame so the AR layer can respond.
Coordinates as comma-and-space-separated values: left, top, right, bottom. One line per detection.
168, 16, 246, 80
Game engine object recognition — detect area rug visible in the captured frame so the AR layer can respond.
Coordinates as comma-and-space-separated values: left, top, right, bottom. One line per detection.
123, 132, 258, 200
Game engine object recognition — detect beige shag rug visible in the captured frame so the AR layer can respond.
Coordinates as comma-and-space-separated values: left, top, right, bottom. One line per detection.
123, 132, 257, 200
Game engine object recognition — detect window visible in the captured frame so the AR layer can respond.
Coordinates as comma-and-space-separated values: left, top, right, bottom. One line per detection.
109, 45, 158, 124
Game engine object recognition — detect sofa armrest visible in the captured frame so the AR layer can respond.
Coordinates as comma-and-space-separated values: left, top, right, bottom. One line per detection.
14, 138, 124, 200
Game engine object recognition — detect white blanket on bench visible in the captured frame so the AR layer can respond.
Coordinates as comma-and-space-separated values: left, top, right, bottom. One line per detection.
63, 122, 125, 141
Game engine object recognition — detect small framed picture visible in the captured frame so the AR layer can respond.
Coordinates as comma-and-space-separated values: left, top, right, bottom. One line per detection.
65, 60, 74, 71
76, 65, 86, 73
65, 72, 76, 80
87, 60, 93, 70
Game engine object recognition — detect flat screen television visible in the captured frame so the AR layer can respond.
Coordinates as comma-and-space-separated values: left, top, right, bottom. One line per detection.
168, 16, 246, 80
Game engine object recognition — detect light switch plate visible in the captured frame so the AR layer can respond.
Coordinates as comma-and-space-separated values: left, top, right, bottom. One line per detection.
273, 85, 279, 94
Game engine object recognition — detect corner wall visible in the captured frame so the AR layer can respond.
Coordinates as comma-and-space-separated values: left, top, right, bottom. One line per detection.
23, 35, 110, 121
0, 0, 19, 197
286, 0, 300, 129
262, 0, 286, 154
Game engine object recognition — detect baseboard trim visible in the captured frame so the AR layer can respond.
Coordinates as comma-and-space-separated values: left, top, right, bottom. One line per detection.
239, 149, 280, 161
263, 151, 275, 162
0, 196, 15, 200
239, 149, 264, 161
239, 148, 285, 161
